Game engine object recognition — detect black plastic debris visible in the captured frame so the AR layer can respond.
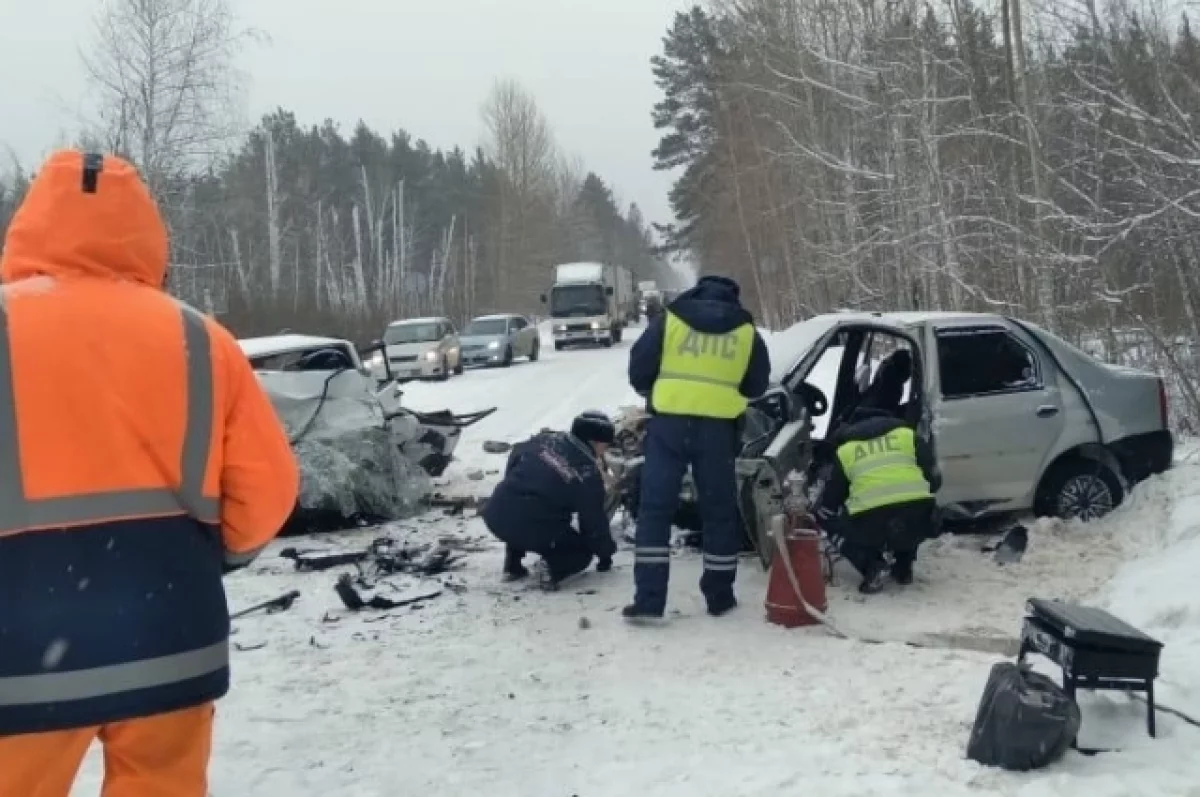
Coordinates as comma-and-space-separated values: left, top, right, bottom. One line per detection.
981, 524, 1029, 565
231, 590, 301, 619
234, 641, 268, 652
966, 661, 1081, 771
334, 573, 442, 611
279, 547, 369, 572
280, 537, 467, 577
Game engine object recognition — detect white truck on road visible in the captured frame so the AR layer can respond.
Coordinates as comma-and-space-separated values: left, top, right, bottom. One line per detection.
542, 262, 635, 350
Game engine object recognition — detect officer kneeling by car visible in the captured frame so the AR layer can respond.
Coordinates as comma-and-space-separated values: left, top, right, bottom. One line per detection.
483, 412, 618, 589
816, 406, 942, 594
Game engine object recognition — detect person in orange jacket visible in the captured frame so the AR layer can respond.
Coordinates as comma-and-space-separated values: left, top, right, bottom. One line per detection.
0, 151, 300, 797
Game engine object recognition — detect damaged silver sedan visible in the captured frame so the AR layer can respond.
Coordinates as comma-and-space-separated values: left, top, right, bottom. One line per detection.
609, 311, 1173, 568
239, 334, 495, 534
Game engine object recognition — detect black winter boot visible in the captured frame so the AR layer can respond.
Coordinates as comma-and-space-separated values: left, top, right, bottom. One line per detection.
622, 604, 665, 623
859, 560, 888, 594
503, 546, 528, 582
706, 593, 738, 617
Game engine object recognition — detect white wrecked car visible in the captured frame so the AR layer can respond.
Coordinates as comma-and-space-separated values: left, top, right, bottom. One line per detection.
238, 334, 495, 534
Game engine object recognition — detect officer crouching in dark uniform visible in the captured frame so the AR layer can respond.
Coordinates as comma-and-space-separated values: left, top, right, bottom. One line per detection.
482, 411, 618, 589
816, 406, 942, 594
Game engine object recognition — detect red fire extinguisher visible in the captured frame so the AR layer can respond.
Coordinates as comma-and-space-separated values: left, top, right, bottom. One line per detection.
765, 504, 844, 631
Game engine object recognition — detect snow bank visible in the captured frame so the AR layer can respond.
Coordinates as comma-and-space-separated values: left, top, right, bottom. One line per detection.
1105, 466, 1200, 718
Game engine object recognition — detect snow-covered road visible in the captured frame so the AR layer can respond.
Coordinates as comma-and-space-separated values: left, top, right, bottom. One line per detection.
399, 323, 644, 487
69, 323, 1200, 796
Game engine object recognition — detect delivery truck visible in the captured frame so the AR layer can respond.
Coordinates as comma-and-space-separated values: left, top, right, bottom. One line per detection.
541, 262, 635, 350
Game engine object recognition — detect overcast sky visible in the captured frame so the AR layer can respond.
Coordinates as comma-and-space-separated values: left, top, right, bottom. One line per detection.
0, 0, 690, 227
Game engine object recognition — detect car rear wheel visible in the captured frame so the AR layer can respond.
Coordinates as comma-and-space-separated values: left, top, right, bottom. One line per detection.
529, 339, 540, 362
453, 357, 464, 375
1036, 459, 1124, 522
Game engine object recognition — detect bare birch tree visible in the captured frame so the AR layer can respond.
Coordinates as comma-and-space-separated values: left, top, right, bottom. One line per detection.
80, 0, 253, 196
481, 78, 561, 306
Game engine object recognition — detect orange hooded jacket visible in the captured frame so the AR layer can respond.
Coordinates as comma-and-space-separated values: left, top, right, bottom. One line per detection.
0, 150, 299, 736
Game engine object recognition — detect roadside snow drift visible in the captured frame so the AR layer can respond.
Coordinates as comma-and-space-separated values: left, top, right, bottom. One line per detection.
1106, 468, 1200, 720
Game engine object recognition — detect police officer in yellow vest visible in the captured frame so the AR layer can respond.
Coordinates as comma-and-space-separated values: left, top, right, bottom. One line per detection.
624, 276, 771, 620
815, 406, 942, 594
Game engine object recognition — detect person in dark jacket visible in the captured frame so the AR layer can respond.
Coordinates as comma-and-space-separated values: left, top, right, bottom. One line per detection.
483, 411, 618, 588
644, 294, 664, 322
859, 349, 912, 418
816, 406, 942, 594
623, 276, 771, 620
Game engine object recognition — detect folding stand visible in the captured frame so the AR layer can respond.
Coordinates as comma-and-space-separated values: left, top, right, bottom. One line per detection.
1017, 598, 1163, 738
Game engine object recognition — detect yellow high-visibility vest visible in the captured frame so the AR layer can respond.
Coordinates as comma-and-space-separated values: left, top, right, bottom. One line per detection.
651, 311, 754, 419
835, 427, 933, 515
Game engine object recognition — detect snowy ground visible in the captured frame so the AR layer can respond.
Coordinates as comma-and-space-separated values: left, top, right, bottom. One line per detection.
70, 323, 1200, 796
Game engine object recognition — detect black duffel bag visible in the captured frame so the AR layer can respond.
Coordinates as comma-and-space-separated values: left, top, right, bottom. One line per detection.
966, 662, 1081, 771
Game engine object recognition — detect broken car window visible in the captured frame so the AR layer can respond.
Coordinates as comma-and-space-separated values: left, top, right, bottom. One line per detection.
937, 328, 1039, 399
250, 345, 356, 372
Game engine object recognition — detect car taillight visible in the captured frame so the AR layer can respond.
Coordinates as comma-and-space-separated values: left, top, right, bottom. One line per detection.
1158, 378, 1169, 429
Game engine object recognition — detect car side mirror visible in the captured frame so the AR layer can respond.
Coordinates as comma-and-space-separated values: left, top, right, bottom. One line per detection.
359, 339, 392, 381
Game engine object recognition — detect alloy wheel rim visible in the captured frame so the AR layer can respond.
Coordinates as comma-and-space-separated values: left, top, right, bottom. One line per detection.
1058, 474, 1114, 521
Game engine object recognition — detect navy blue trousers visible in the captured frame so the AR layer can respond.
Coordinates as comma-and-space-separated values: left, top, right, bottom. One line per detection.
633, 415, 741, 614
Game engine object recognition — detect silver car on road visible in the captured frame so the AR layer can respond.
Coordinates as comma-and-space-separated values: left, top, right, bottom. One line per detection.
369, 316, 462, 381
459, 313, 541, 368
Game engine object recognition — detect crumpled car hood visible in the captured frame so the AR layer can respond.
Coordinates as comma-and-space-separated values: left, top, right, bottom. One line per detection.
255, 369, 428, 523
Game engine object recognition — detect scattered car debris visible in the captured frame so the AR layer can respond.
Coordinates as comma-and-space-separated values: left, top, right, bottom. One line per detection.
988, 525, 1030, 565
335, 574, 443, 611
438, 534, 491, 552
483, 440, 513, 454
279, 536, 469, 578
425, 493, 492, 517
234, 641, 269, 652
231, 590, 301, 619
279, 547, 369, 572
467, 468, 486, 481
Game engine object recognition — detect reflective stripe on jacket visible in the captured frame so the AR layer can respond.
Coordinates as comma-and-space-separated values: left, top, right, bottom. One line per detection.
650, 311, 754, 419
835, 426, 933, 515
0, 150, 299, 736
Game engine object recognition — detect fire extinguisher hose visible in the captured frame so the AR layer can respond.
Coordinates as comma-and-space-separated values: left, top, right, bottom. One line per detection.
770, 519, 848, 639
